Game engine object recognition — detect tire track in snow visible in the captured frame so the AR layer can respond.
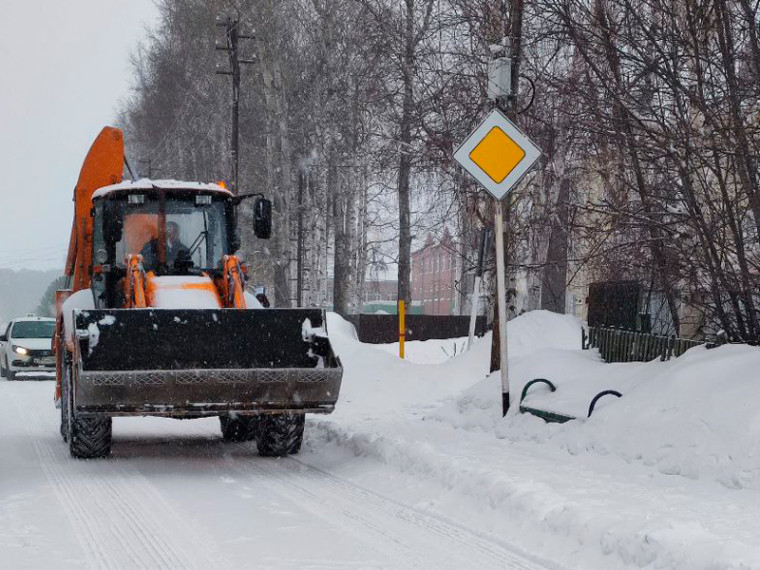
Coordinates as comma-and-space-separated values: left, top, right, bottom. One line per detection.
228, 454, 421, 570
223, 451, 565, 570
284, 456, 566, 570
9, 387, 226, 570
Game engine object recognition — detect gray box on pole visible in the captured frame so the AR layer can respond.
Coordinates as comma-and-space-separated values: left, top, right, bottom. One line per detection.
487, 57, 512, 101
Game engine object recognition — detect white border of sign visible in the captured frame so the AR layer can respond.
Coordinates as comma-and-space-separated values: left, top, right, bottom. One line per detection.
453, 108, 541, 201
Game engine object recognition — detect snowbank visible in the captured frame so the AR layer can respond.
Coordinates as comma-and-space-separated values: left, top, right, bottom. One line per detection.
320, 310, 760, 567
326, 312, 491, 415
432, 335, 760, 490
328, 308, 760, 492
505, 309, 581, 358
560, 344, 760, 490
325, 310, 584, 419
309, 417, 760, 570
337, 309, 582, 367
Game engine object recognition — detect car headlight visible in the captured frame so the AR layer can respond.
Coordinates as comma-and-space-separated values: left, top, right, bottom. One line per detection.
12, 345, 28, 356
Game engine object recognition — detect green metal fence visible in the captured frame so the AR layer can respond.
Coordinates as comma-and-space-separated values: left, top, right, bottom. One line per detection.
583, 326, 704, 363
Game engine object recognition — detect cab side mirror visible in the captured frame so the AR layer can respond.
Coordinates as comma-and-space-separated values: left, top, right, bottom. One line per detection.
253, 198, 272, 239
0, 334, 6, 342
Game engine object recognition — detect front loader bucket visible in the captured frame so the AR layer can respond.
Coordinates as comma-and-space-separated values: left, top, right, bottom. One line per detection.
71, 309, 342, 417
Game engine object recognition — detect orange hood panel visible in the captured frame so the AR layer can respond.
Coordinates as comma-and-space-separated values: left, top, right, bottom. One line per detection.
146, 275, 223, 309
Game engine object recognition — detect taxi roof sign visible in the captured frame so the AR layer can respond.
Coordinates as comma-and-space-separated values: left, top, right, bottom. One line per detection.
454, 109, 541, 200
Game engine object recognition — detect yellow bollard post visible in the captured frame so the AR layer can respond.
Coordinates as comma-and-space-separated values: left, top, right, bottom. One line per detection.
399, 300, 406, 359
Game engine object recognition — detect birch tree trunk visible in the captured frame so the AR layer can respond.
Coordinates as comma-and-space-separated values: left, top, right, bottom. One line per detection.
332, 162, 358, 316
256, 4, 293, 307
541, 176, 571, 313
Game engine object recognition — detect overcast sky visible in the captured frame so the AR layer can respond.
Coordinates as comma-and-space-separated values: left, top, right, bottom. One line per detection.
0, 0, 160, 271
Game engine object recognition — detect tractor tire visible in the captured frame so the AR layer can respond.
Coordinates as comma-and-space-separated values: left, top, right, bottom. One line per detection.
219, 415, 257, 442
0, 356, 5, 378
6, 367, 15, 381
256, 413, 305, 457
69, 415, 112, 459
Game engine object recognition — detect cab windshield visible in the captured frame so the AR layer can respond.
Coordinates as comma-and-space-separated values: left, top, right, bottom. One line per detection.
12, 321, 55, 339
112, 194, 229, 273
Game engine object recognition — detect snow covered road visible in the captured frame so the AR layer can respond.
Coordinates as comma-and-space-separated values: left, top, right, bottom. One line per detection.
3, 310, 760, 570
1, 381, 563, 570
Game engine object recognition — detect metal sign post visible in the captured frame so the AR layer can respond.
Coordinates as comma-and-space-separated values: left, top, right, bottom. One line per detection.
494, 200, 509, 415
454, 108, 541, 418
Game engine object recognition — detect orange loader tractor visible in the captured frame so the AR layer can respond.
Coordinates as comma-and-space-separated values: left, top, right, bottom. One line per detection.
55, 127, 342, 458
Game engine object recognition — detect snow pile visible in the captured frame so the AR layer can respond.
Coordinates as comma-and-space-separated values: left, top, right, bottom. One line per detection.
545, 344, 760, 490
326, 309, 760, 493
504, 309, 581, 357
310, 417, 760, 570
320, 310, 760, 568
351, 309, 582, 367
242, 291, 263, 309
431, 332, 760, 490
61, 290, 96, 340
434, 348, 651, 431
326, 312, 491, 415
301, 318, 327, 340
326, 310, 583, 420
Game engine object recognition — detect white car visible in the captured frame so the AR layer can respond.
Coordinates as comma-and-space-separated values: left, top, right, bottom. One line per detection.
0, 317, 56, 381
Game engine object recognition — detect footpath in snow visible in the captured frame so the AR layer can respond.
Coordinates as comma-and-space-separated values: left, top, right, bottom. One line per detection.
317, 310, 760, 570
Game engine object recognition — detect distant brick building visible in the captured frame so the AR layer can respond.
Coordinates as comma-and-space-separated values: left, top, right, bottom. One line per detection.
411, 231, 459, 315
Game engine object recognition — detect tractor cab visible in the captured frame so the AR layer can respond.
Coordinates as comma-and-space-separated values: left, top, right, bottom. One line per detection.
89, 180, 271, 309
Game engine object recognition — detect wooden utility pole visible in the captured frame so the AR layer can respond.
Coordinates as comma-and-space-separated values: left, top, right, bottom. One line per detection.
216, 17, 255, 194
505, 0, 524, 122
296, 169, 306, 306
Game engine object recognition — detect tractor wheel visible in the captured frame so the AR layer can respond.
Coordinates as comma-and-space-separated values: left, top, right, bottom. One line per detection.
256, 413, 305, 457
69, 415, 112, 459
219, 415, 257, 442
0, 357, 6, 379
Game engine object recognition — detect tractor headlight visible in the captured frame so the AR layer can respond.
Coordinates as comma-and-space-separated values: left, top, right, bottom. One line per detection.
13, 345, 28, 356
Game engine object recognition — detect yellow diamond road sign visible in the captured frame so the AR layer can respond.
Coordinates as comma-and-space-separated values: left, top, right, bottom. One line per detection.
454, 109, 541, 200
